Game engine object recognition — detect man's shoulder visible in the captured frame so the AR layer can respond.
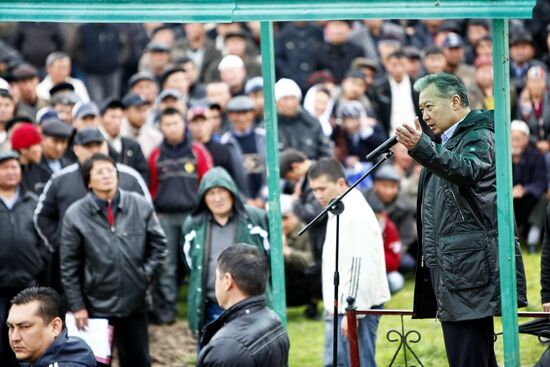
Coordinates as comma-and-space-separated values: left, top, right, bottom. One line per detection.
35, 332, 96, 367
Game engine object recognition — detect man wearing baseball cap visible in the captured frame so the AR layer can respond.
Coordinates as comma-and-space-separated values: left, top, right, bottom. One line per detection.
120, 93, 163, 159
72, 101, 100, 131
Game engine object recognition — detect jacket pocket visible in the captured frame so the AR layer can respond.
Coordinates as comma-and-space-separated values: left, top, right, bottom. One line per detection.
439, 231, 490, 291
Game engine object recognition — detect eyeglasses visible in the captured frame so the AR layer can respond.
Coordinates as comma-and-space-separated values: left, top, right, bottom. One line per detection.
91, 166, 116, 176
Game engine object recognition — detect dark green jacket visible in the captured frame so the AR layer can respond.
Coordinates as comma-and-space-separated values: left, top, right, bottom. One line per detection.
410, 110, 527, 321
181, 167, 271, 336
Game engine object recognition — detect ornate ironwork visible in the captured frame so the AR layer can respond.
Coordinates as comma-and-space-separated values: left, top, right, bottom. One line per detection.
386, 314, 424, 367
345, 297, 424, 367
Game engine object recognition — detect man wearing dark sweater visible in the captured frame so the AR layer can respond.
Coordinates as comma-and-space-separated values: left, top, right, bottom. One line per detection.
148, 107, 213, 324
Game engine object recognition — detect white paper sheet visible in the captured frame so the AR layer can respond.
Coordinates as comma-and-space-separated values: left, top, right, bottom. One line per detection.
65, 312, 112, 363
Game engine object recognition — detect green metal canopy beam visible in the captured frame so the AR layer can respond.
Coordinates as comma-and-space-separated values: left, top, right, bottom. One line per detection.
260, 21, 287, 326
492, 19, 520, 366
0, 0, 535, 22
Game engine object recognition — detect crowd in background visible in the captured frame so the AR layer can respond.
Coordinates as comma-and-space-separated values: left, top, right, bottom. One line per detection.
1, 9, 550, 365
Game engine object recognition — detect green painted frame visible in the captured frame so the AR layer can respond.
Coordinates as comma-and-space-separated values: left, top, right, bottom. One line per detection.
0, 1, 535, 364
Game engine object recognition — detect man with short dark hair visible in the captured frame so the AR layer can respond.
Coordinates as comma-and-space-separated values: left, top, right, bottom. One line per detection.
0, 151, 45, 367
196, 244, 289, 367
395, 72, 527, 367
34, 127, 151, 291
61, 153, 166, 367
149, 107, 212, 324
99, 98, 150, 184
7, 286, 96, 367
308, 158, 389, 367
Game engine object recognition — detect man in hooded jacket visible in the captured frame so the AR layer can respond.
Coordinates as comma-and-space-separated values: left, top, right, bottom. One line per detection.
182, 167, 271, 338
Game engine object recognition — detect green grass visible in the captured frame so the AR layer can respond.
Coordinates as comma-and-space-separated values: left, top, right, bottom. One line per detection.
287, 251, 548, 366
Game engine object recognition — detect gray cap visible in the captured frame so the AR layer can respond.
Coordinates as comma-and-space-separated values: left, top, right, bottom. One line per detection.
0, 150, 19, 164
226, 95, 255, 112
128, 71, 155, 88
41, 119, 74, 139
122, 93, 148, 108
74, 127, 105, 145
50, 91, 81, 106
158, 89, 182, 102
338, 101, 364, 119
244, 76, 263, 94
374, 164, 401, 182
145, 42, 170, 53
72, 102, 99, 119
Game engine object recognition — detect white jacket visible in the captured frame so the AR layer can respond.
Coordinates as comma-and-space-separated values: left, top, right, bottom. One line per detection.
322, 188, 390, 314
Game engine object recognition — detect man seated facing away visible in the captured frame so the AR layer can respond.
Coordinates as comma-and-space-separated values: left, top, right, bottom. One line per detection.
7, 286, 96, 367
197, 244, 289, 367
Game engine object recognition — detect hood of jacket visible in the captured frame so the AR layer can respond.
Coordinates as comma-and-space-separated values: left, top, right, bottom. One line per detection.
194, 166, 245, 216
32, 329, 96, 367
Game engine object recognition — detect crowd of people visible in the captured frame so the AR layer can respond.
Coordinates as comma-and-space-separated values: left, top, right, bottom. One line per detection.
0, 14, 550, 366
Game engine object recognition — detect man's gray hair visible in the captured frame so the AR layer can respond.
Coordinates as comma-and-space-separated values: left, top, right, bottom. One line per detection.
46, 52, 70, 67
413, 72, 469, 107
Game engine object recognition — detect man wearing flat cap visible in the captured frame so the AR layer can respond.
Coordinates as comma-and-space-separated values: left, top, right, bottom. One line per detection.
0, 150, 45, 367
12, 64, 47, 118
509, 30, 545, 93
120, 93, 163, 159
221, 95, 266, 207
40, 119, 74, 175
128, 71, 158, 105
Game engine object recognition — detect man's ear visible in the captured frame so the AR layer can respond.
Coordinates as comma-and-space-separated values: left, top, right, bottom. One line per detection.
336, 177, 347, 188
224, 272, 234, 292
451, 94, 462, 110
50, 317, 63, 337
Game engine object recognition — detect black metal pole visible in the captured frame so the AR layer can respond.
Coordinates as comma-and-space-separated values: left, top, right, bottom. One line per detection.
297, 149, 395, 367
330, 201, 344, 367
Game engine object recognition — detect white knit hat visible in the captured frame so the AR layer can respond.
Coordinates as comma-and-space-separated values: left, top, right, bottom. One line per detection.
510, 119, 530, 137
275, 78, 302, 101
218, 55, 245, 71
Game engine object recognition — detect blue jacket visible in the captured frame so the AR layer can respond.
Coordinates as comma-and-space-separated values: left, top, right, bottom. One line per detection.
31, 329, 96, 367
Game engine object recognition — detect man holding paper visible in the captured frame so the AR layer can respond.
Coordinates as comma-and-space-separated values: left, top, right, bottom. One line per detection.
60, 153, 167, 367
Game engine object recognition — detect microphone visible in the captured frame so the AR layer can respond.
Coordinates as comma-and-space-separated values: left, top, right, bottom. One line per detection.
366, 136, 398, 162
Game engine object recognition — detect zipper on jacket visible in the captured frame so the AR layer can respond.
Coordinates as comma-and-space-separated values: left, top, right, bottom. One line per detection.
448, 188, 465, 222
421, 255, 424, 267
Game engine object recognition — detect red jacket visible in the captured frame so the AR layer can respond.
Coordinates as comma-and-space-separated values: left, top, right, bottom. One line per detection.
381, 213, 401, 273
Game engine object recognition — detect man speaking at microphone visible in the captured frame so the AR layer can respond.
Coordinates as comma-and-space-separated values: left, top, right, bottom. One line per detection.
395, 72, 527, 367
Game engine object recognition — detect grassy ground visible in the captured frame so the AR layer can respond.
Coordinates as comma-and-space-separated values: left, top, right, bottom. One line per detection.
287, 251, 547, 366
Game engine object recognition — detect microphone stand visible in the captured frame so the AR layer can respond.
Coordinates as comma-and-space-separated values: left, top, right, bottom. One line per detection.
298, 150, 394, 367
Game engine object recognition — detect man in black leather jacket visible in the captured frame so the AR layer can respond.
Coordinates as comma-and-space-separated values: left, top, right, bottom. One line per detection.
60, 153, 166, 367
396, 72, 526, 367
197, 244, 289, 367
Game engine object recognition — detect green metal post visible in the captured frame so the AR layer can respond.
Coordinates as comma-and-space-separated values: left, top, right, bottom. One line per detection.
492, 19, 520, 366
259, 21, 287, 326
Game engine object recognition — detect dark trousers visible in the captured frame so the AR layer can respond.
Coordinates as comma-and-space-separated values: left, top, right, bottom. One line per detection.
0, 292, 21, 367
441, 316, 498, 367
98, 312, 150, 367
